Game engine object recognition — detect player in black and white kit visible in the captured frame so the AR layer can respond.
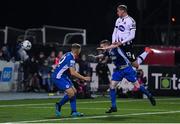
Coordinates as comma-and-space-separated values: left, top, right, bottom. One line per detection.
109, 5, 153, 68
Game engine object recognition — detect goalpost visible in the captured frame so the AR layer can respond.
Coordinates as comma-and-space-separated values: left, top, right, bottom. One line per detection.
44, 25, 86, 45
24, 25, 86, 45
0, 25, 86, 46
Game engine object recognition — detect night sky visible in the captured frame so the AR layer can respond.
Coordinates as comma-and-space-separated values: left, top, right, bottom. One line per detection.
0, 0, 179, 44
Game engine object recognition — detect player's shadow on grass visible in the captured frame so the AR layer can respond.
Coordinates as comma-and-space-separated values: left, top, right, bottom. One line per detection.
44, 114, 131, 122
45, 116, 58, 119
44, 115, 73, 119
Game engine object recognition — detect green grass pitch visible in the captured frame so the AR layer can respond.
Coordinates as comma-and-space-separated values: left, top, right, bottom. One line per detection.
0, 97, 180, 123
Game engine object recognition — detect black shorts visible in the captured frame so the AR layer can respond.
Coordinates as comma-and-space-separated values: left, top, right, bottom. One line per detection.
120, 44, 136, 63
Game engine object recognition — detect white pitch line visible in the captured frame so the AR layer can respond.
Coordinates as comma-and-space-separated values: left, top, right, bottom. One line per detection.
161, 102, 180, 105
9, 110, 180, 123
0, 98, 180, 108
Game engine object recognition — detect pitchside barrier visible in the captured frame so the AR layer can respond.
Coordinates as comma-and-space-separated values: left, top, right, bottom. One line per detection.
90, 63, 180, 96
90, 63, 148, 92
148, 65, 180, 96
0, 61, 20, 92
1, 60, 180, 97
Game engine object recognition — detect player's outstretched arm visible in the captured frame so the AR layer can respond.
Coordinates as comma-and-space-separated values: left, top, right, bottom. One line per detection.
88, 54, 104, 59
98, 29, 135, 51
69, 67, 91, 81
97, 42, 122, 50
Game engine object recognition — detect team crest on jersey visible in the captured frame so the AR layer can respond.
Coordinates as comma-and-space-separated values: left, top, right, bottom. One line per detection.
118, 25, 125, 32
66, 85, 70, 88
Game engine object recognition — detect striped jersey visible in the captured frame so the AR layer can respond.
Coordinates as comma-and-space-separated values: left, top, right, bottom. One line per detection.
105, 47, 130, 67
52, 52, 75, 79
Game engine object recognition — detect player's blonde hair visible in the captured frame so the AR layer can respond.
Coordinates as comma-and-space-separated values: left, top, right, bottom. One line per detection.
71, 43, 81, 50
117, 5, 128, 12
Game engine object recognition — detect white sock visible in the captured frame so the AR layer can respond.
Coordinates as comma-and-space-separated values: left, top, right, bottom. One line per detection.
137, 51, 148, 65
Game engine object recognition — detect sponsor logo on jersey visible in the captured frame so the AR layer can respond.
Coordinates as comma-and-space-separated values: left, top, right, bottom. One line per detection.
66, 84, 70, 88
118, 25, 125, 32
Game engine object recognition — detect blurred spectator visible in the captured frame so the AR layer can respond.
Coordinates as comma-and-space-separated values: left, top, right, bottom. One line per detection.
17, 63, 24, 91
37, 51, 47, 91
54, 50, 63, 65
0, 50, 5, 60
74, 54, 92, 98
95, 53, 110, 95
96, 62, 110, 85
39, 60, 53, 92
47, 51, 56, 68
26, 56, 41, 92
73, 78, 92, 99
134, 69, 147, 91
15, 41, 22, 61
78, 54, 92, 76
1, 44, 11, 61
16, 42, 29, 62
116, 79, 134, 98
15, 42, 31, 91
37, 51, 46, 66
97, 49, 109, 63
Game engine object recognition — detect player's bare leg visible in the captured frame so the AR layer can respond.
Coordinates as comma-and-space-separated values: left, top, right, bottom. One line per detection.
131, 61, 139, 68
71, 86, 77, 95
66, 87, 76, 98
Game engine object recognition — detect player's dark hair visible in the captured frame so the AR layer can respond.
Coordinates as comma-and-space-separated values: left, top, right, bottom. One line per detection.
117, 5, 127, 12
71, 43, 81, 49
100, 40, 111, 45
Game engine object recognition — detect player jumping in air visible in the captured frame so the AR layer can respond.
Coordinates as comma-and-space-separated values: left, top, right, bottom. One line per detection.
97, 40, 156, 113
51, 43, 91, 117
104, 5, 153, 68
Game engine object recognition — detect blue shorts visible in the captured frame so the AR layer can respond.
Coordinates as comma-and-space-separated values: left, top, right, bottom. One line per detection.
52, 76, 73, 91
112, 66, 137, 83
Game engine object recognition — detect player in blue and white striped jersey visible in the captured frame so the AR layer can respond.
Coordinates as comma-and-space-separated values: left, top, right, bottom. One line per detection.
51, 43, 90, 117
97, 40, 156, 113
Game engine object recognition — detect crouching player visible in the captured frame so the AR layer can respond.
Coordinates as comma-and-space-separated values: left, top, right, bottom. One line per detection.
98, 40, 156, 113
51, 43, 90, 117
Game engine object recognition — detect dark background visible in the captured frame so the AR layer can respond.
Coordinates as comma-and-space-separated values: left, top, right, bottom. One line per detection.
0, 0, 179, 44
